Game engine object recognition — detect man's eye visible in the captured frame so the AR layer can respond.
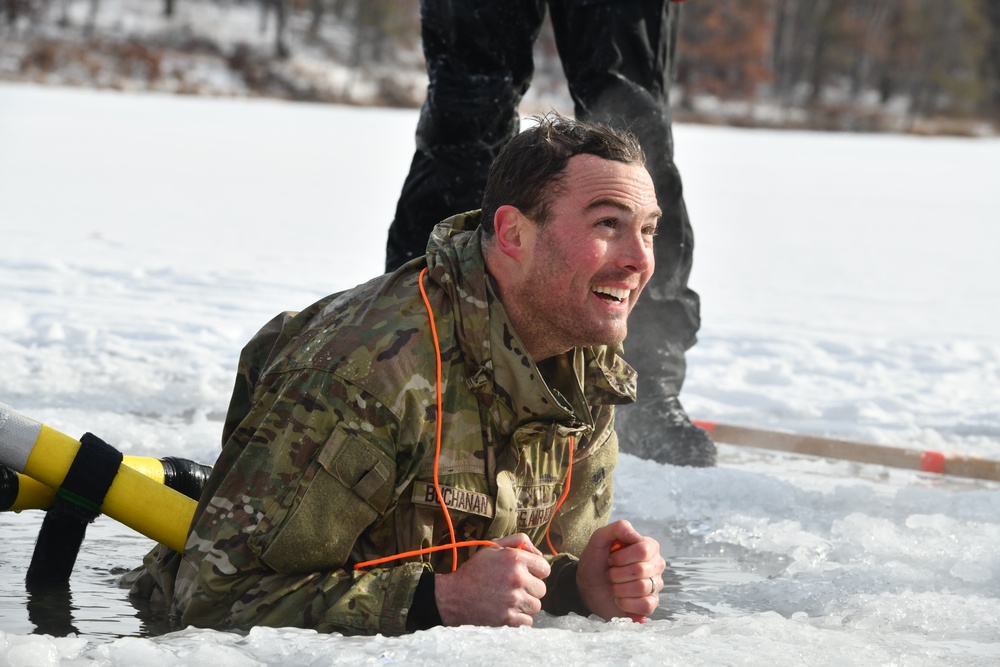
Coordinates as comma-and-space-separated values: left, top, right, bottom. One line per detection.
599, 218, 617, 228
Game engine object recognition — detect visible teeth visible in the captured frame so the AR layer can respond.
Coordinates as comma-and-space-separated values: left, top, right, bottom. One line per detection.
593, 286, 629, 302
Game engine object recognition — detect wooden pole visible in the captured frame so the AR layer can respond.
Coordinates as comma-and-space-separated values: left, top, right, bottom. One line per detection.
694, 421, 1000, 482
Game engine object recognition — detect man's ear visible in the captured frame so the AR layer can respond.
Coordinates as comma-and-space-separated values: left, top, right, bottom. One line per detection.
492, 205, 534, 262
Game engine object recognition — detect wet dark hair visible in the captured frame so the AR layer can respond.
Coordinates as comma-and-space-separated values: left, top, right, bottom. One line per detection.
480, 113, 646, 238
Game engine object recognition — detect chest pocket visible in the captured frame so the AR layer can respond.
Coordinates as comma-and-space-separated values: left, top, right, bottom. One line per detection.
547, 422, 616, 556
252, 424, 394, 574
492, 422, 577, 543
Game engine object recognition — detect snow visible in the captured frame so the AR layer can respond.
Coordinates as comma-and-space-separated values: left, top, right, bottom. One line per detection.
1, 82, 999, 665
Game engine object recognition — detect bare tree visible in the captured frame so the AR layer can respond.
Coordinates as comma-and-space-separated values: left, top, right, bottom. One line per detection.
259, 0, 289, 58
677, 1, 774, 102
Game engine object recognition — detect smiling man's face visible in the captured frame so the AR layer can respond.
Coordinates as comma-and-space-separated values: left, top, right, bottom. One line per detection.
507, 153, 659, 361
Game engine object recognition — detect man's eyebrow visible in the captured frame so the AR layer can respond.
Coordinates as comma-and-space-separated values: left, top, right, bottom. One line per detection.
586, 197, 662, 220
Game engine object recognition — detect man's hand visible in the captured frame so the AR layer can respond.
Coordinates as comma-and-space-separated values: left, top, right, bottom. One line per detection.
434, 534, 550, 627
576, 520, 665, 622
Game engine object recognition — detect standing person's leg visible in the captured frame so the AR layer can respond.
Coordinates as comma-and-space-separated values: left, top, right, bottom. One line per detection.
549, 0, 714, 466
385, 0, 547, 272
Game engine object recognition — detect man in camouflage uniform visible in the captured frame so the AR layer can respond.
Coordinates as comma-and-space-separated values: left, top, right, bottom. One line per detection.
385, 0, 716, 467
129, 115, 666, 635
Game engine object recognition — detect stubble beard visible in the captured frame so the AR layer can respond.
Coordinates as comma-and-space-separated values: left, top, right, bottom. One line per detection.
514, 250, 632, 360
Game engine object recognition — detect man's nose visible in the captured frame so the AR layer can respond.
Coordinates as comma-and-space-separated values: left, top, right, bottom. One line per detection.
619, 229, 654, 274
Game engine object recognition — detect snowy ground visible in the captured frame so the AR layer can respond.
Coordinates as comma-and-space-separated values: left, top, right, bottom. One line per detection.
1, 83, 999, 665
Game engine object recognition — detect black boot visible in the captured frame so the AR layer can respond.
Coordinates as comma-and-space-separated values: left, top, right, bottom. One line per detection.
615, 395, 716, 467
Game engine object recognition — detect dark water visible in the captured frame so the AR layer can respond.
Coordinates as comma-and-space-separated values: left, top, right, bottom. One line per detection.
1, 510, 767, 641
0, 511, 160, 640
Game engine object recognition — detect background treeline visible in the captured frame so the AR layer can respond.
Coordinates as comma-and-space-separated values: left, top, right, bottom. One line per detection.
672, 0, 1000, 133
2, 0, 997, 135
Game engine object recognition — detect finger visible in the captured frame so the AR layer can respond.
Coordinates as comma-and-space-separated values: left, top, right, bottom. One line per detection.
607, 519, 642, 549
517, 541, 544, 557
609, 539, 662, 570
488, 539, 550, 581
590, 520, 640, 559
607, 554, 667, 587
610, 574, 658, 599
615, 590, 659, 616
519, 590, 544, 615
613, 581, 660, 622
611, 539, 654, 562
506, 611, 536, 628
502, 591, 543, 626
523, 571, 548, 600
521, 551, 552, 580
494, 533, 540, 554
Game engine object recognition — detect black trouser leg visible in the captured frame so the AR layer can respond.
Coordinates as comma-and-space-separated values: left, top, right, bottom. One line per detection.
549, 0, 699, 399
385, 0, 547, 272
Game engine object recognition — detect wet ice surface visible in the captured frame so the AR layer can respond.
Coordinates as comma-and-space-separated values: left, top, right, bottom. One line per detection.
1, 83, 999, 665
3, 453, 999, 665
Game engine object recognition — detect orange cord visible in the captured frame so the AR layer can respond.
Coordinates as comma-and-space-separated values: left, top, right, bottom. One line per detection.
544, 435, 573, 556
417, 267, 458, 570
353, 267, 575, 570
356, 540, 507, 570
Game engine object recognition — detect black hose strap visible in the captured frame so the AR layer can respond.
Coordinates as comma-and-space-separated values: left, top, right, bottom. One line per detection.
0, 464, 19, 511
53, 432, 123, 522
26, 433, 123, 588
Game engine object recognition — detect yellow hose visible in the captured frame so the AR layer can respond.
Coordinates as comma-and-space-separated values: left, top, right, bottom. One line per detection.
6, 472, 54, 513
7, 455, 168, 513
1, 403, 195, 552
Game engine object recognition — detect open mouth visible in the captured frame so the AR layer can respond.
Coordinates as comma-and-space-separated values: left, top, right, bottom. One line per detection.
592, 285, 630, 304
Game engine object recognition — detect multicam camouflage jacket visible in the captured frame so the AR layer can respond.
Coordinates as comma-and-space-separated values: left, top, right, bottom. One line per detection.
129, 212, 637, 635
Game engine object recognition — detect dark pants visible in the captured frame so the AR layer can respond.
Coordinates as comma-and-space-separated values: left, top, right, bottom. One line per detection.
386, 0, 699, 400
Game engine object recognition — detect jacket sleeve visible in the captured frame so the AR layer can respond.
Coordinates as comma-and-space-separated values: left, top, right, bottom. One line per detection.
173, 368, 429, 636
